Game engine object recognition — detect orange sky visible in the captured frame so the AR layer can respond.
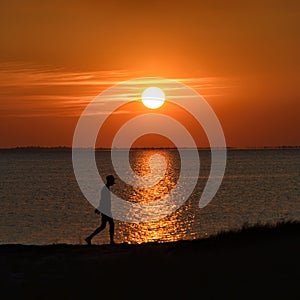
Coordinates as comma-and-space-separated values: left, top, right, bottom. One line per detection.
0, 0, 299, 148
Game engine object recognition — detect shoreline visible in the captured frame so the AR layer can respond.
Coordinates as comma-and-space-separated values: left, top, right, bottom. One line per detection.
1, 221, 299, 299
1, 146, 300, 152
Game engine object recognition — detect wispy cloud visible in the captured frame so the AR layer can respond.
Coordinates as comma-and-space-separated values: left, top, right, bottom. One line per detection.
0, 62, 232, 118
0, 62, 127, 86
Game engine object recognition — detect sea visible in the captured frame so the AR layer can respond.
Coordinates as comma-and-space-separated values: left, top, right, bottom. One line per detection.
0, 149, 299, 245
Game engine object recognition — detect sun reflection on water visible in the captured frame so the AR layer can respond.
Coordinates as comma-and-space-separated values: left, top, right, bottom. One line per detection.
114, 149, 196, 244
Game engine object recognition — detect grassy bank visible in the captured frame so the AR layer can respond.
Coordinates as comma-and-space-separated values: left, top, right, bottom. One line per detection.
1, 221, 299, 299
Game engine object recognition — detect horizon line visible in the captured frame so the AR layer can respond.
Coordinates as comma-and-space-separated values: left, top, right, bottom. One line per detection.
0, 145, 299, 151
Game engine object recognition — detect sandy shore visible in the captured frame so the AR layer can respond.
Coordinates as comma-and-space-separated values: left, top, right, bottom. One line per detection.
1, 221, 299, 299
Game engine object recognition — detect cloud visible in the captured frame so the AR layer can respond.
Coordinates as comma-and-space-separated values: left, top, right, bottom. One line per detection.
0, 62, 231, 118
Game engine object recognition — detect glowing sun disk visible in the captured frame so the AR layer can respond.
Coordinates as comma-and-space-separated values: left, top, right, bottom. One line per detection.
142, 87, 165, 109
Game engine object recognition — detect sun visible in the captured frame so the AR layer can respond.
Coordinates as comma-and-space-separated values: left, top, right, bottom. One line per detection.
141, 87, 165, 109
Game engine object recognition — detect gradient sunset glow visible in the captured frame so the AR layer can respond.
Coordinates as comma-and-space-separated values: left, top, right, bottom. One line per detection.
0, 1, 299, 148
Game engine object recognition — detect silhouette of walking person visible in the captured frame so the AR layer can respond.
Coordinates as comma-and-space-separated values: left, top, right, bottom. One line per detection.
85, 175, 116, 245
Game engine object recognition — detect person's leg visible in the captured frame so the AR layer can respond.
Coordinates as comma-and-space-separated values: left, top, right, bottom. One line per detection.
108, 218, 115, 244
85, 215, 107, 245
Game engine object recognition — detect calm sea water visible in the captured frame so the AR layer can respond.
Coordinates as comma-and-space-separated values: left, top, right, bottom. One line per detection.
0, 149, 299, 245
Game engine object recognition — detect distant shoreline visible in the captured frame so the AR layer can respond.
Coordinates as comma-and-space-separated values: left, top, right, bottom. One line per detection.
0, 146, 299, 152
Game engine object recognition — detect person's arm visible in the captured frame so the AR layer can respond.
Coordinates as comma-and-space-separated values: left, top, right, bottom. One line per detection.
95, 199, 101, 214
95, 188, 103, 214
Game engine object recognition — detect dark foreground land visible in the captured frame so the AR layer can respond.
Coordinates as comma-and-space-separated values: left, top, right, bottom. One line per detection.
1, 221, 299, 300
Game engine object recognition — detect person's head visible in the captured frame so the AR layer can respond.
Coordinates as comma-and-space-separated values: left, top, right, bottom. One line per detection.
106, 175, 115, 186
